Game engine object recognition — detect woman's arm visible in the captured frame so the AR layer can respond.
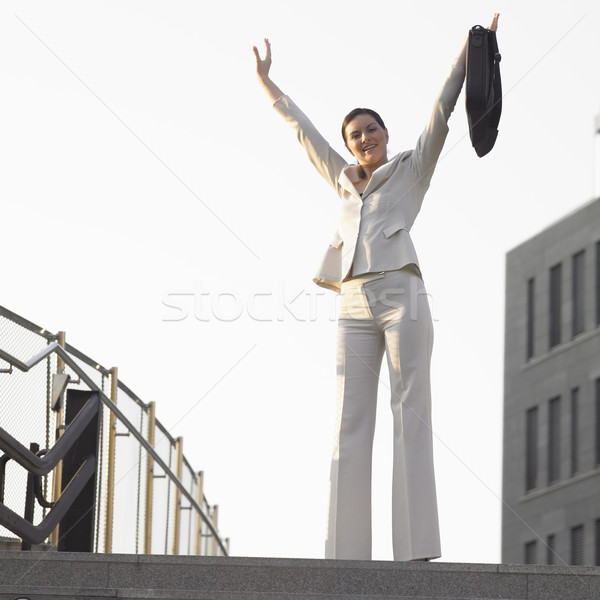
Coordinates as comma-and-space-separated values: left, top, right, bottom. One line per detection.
411, 13, 500, 180
253, 39, 284, 103
252, 38, 348, 194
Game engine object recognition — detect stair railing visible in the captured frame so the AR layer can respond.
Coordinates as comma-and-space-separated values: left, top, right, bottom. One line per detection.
0, 341, 228, 555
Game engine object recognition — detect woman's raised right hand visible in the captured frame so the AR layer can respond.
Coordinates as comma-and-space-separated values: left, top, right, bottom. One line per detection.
253, 38, 285, 103
253, 38, 272, 81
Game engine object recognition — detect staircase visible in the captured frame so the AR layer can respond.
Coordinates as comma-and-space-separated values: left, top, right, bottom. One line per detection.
0, 552, 599, 600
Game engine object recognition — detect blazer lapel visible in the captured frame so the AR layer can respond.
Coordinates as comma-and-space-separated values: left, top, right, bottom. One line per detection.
340, 156, 398, 198
339, 168, 364, 202
362, 157, 397, 196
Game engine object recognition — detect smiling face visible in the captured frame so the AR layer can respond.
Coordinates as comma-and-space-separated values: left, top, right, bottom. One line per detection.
344, 113, 389, 171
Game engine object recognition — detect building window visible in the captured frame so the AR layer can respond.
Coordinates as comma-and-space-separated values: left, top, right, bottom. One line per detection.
596, 241, 600, 326
596, 519, 600, 566
525, 540, 537, 564
571, 387, 579, 476
572, 250, 585, 337
570, 525, 584, 565
527, 277, 535, 359
548, 397, 561, 484
549, 263, 562, 348
526, 407, 538, 491
546, 534, 556, 565
596, 378, 600, 467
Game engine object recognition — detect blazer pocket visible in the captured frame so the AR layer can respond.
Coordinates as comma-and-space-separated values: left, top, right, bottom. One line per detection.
383, 222, 408, 238
329, 232, 344, 248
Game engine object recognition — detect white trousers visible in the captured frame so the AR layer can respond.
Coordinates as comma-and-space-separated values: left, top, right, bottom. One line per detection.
324, 267, 441, 561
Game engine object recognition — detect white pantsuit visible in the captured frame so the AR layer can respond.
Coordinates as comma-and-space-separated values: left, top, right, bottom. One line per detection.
325, 268, 439, 561
272, 38, 467, 561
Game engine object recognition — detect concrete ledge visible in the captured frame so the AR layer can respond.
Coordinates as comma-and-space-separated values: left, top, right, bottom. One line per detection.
0, 551, 598, 600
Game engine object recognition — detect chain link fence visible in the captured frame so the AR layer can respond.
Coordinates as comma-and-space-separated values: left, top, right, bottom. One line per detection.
0, 305, 229, 556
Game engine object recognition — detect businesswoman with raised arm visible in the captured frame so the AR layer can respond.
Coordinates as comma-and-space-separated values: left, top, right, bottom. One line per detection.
253, 13, 499, 562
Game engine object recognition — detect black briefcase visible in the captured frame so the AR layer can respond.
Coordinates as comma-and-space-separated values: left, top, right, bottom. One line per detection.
466, 25, 502, 157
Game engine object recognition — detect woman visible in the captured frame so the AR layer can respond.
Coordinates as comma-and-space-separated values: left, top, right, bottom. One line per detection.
253, 13, 499, 562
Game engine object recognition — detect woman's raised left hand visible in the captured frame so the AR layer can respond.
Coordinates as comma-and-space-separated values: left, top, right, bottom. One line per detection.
488, 13, 500, 31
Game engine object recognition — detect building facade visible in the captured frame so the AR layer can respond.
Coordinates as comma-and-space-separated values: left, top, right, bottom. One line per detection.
502, 197, 600, 566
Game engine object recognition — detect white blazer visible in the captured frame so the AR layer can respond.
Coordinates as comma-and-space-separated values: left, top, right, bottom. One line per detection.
273, 42, 467, 293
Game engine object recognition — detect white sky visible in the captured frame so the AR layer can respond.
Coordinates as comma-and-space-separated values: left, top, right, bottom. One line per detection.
2, 0, 600, 563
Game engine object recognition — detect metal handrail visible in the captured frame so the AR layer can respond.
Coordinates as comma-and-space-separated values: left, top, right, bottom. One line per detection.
0, 457, 96, 544
0, 396, 99, 476
0, 306, 185, 480
0, 305, 57, 343
0, 342, 228, 555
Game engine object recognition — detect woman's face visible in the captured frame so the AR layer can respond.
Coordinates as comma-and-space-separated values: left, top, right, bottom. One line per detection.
344, 114, 389, 169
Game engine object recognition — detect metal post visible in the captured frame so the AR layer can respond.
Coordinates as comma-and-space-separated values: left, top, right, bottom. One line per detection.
194, 471, 204, 555
211, 505, 219, 556
21, 443, 40, 551
144, 401, 155, 554
104, 366, 118, 553
172, 437, 183, 555
49, 331, 66, 547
